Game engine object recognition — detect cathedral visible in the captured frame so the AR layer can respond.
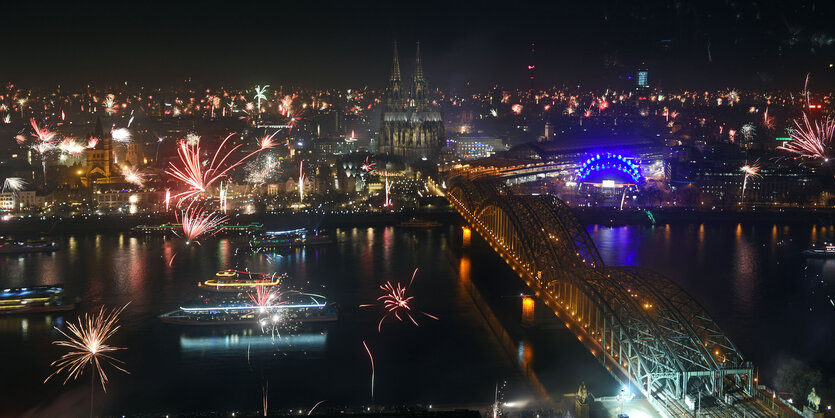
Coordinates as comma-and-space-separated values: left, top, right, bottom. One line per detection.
378, 41, 444, 161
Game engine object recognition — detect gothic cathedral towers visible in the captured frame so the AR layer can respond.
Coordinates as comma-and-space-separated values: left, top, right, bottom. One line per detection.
379, 41, 444, 161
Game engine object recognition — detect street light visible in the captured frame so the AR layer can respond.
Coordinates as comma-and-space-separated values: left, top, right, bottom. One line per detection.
618, 385, 635, 417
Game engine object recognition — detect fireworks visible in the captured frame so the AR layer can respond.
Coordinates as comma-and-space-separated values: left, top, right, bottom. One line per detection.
3, 177, 27, 193
511, 104, 523, 115
362, 340, 375, 401
122, 167, 146, 187
740, 163, 761, 201
244, 154, 279, 184
104, 95, 118, 115
111, 128, 132, 143
299, 161, 306, 202
360, 156, 376, 173
383, 177, 392, 207
361, 268, 438, 332
87, 137, 99, 149
185, 132, 201, 146
29, 118, 57, 144
166, 133, 268, 206
254, 85, 269, 112
58, 138, 85, 156
176, 204, 228, 244
258, 130, 280, 150
248, 283, 279, 309
763, 107, 775, 130
164, 188, 171, 211
45, 304, 129, 393
777, 113, 835, 160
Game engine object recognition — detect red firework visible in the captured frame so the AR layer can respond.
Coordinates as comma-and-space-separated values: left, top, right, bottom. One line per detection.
166, 133, 273, 206
361, 268, 438, 332
176, 204, 228, 244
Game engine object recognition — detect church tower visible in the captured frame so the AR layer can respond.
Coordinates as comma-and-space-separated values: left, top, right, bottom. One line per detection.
384, 41, 404, 112
379, 41, 444, 161
81, 116, 120, 186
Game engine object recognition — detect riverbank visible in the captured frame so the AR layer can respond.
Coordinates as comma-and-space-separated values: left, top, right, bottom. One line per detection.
2, 205, 835, 236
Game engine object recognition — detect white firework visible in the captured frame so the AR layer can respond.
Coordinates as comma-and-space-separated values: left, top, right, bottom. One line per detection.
3, 177, 27, 193
111, 128, 132, 143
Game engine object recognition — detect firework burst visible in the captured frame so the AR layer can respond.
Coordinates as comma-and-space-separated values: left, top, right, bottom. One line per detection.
45, 304, 129, 390
122, 167, 146, 187
361, 268, 438, 332
777, 113, 835, 160
87, 137, 99, 149
360, 156, 376, 173
111, 128, 132, 143
176, 204, 228, 244
740, 163, 762, 201
166, 133, 268, 206
3, 177, 27, 193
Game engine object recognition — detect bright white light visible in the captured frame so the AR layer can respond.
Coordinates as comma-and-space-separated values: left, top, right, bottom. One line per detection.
602, 180, 616, 188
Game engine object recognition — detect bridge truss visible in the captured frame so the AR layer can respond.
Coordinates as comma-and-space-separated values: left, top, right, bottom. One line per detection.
446, 175, 764, 415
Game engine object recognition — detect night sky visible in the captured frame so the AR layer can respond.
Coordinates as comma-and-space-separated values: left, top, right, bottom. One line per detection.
4, 1, 835, 89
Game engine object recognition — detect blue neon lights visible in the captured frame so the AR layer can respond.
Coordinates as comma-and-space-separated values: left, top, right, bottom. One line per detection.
577, 153, 642, 183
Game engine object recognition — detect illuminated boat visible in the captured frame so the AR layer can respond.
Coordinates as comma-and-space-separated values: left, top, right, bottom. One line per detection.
249, 228, 333, 248
198, 270, 284, 293
396, 217, 441, 228
0, 285, 77, 314
133, 222, 263, 235
802, 243, 835, 257
159, 291, 338, 325
0, 239, 59, 255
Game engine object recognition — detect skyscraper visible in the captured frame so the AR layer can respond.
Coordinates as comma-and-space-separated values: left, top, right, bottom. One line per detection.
379, 41, 444, 161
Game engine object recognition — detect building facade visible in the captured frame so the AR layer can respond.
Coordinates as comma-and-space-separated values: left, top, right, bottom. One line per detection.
378, 42, 444, 161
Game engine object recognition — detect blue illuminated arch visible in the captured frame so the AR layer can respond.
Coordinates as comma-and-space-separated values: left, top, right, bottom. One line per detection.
577, 153, 642, 184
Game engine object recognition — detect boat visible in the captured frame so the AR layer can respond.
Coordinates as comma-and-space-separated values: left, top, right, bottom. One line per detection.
198, 270, 284, 293
159, 291, 338, 326
396, 217, 441, 228
133, 223, 263, 235
249, 228, 333, 249
0, 239, 59, 255
802, 243, 835, 257
0, 285, 78, 314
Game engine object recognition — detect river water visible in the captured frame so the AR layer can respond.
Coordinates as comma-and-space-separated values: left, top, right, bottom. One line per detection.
1, 221, 833, 416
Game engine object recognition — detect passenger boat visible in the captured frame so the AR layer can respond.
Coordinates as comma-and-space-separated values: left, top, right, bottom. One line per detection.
0, 285, 77, 314
0, 239, 59, 255
198, 270, 284, 293
159, 291, 338, 325
249, 228, 333, 249
396, 217, 441, 228
133, 223, 263, 235
802, 243, 835, 257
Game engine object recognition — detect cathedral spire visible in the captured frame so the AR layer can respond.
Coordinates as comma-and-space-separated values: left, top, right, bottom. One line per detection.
390, 41, 401, 83
413, 41, 428, 110
414, 41, 424, 82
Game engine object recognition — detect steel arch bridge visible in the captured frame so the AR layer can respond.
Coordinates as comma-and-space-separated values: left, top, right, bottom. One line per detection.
446, 175, 765, 415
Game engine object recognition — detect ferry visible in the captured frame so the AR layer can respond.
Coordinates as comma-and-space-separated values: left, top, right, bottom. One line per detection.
0, 285, 78, 314
0, 239, 59, 255
396, 217, 441, 228
802, 243, 835, 258
198, 270, 284, 293
249, 228, 333, 249
159, 291, 338, 326
133, 222, 263, 235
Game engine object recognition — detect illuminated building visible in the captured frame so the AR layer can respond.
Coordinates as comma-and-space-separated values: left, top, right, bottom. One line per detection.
81, 117, 120, 186
636, 66, 649, 88
379, 41, 444, 161
576, 153, 642, 194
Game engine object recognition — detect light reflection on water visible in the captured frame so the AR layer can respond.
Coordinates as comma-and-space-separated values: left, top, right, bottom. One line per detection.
589, 221, 835, 381
0, 226, 524, 416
